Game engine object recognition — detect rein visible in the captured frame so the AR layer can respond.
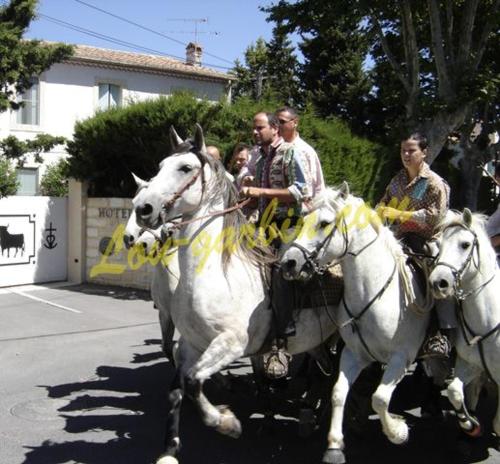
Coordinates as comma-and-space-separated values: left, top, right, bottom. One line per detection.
289, 211, 396, 362
163, 198, 252, 231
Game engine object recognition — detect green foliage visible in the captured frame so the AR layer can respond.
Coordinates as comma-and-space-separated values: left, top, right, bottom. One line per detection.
0, 0, 73, 113
67, 92, 389, 203
231, 32, 301, 106
0, 133, 66, 166
39, 158, 69, 196
0, 158, 19, 198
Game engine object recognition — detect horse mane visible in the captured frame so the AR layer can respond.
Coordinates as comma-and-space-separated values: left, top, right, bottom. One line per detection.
316, 187, 406, 262
437, 209, 494, 259
175, 140, 275, 271
437, 209, 489, 236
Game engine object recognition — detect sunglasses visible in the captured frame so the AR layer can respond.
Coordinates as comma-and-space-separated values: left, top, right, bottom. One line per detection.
278, 118, 295, 125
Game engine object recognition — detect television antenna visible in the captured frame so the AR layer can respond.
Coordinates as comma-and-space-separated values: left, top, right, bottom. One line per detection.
164, 18, 220, 44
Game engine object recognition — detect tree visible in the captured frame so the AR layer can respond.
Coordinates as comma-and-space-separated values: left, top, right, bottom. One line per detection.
231, 31, 301, 106
0, 158, 18, 198
0, 133, 67, 198
264, 0, 500, 209
39, 158, 69, 196
0, 0, 73, 112
232, 38, 272, 100
263, 1, 372, 131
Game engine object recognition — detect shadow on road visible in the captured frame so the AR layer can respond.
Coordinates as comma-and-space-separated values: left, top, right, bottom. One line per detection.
21, 339, 498, 464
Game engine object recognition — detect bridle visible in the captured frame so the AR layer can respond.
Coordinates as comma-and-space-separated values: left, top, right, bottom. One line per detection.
434, 222, 498, 381
285, 208, 393, 363
433, 223, 484, 300
286, 214, 378, 275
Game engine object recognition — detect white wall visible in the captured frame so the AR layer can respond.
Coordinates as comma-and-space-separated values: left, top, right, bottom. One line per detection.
0, 196, 67, 286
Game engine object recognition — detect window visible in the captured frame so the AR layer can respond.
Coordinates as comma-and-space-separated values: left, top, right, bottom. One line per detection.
98, 83, 121, 110
16, 77, 40, 125
16, 168, 38, 196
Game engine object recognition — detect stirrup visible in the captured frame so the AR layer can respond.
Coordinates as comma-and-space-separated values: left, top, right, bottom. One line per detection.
263, 345, 291, 379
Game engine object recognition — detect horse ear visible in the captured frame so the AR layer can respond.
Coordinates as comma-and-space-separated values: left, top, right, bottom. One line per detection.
193, 123, 207, 154
339, 181, 350, 199
169, 126, 183, 150
131, 172, 149, 189
463, 208, 473, 227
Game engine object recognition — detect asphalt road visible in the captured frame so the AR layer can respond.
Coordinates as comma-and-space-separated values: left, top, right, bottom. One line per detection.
0, 282, 498, 464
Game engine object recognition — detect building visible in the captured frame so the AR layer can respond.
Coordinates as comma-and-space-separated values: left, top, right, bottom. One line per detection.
0, 42, 233, 195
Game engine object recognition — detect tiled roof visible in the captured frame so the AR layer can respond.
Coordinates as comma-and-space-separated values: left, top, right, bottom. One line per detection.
66, 44, 233, 83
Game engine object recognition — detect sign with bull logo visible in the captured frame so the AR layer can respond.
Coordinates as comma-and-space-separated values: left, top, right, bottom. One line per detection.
0, 215, 36, 266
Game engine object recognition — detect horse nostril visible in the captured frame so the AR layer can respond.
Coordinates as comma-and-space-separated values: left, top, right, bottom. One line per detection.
285, 259, 297, 270
123, 234, 134, 249
438, 279, 449, 289
136, 203, 153, 218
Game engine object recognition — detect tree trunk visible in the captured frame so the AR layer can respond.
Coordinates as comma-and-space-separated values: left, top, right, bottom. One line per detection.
422, 107, 470, 163
458, 143, 484, 211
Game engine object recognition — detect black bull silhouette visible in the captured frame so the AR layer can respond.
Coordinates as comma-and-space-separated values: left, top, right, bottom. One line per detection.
0, 225, 25, 258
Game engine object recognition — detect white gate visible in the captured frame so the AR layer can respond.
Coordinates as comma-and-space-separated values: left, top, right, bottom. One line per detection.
0, 196, 67, 287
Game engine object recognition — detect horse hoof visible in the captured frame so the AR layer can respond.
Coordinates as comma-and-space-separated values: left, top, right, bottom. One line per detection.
216, 406, 242, 438
322, 448, 346, 464
464, 423, 482, 438
156, 456, 178, 464
387, 422, 409, 445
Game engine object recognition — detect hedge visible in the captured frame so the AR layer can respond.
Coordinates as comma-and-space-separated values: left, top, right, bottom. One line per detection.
67, 92, 391, 203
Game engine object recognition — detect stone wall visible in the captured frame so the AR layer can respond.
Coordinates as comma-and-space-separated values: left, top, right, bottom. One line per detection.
85, 197, 154, 290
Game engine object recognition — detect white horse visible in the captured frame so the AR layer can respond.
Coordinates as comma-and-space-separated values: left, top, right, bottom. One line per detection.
429, 209, 500, 439
280, 185, 431, 464
133, 125, 340, 464
124, 174, 179, 360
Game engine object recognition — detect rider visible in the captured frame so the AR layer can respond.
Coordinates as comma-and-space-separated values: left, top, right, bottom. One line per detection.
377, 132, 452, 415
377, 132, 453, 349
240, 110, 325, 377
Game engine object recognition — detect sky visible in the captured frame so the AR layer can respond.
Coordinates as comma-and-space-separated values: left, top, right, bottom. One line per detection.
23, 0, 277, 72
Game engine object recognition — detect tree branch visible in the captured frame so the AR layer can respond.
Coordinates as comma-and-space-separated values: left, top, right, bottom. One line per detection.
427, 0, 454, 101
369, 10, 411, 94
457, 0, 480, 66
472, 0, 500, 70
444, 0, 455, 66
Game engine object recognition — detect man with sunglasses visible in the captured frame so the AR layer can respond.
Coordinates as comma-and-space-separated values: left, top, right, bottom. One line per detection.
239, 109, 326, 378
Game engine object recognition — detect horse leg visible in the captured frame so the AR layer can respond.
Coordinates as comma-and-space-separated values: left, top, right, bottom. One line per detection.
157, 369, 184, 464
447, 358, 482, 437
494, 383, 500, 439
186, 331, 246, 438
371, 354, 409, 444
159, 308, 176, 361
156, 339, 197, 464
323, 347, 366, 464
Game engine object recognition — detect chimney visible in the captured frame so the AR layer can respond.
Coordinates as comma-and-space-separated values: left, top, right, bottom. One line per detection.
186, 42, 202, 67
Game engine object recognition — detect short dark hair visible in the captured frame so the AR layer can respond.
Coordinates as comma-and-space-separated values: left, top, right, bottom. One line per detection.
266, 112, 279, 129
276, 106, 298, 119
403, 132, 428, 150
232, 143, 250, 155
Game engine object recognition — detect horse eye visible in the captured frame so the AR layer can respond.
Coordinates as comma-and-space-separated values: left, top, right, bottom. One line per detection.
461, 242, 471, 250
320, 220, 331, 228
179, 165, 192, 173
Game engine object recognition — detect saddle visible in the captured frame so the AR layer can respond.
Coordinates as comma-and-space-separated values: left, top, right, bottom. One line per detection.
295, 264, 344, 309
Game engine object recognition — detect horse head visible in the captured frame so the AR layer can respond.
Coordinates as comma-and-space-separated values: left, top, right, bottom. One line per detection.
280, 183, 354, 281
133, 124, 215, 229
429, 208, 493, 298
